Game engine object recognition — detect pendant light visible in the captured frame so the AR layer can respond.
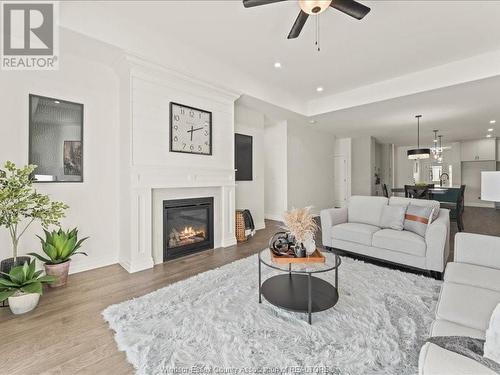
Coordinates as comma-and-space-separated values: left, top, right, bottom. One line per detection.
437, 135, 444, 164
432, 130, 439, 159
407, 115, 431, 160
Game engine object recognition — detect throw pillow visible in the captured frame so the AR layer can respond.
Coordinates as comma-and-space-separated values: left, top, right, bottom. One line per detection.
404, 204, 434, 237
380, 205, 406, 231
389, 197, 441, 221
485, 303, 500, 364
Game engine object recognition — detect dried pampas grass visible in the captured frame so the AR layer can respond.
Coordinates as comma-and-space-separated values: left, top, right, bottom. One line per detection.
282, 207, 318, 244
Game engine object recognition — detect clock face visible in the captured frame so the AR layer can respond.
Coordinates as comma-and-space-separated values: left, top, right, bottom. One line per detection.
170, 102, 212, 155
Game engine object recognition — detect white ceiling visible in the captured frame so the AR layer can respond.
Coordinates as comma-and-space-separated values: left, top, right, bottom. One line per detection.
61, 1, 500, 109
300, 75, 500, 145
60, 1, 500, 145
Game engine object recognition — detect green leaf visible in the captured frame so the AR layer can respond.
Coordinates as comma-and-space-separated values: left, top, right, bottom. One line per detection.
36, 275, 56, 283
8, 266, 24, 284
60, 236, 77, 259
72, 252, 88, 257
32, 270, 43, 279
44, 243, 58, 261
27, 260, 36, 279
27, 252, 52, 264
21, 282, 42, 295
0, 289, 16, 302
0, 278, 19, 287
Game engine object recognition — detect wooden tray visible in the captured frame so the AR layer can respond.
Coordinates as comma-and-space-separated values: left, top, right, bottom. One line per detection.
271, 248, 325, 264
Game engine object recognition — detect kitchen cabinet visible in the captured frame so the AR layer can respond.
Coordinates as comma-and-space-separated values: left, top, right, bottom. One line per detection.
461, 139, 496, 161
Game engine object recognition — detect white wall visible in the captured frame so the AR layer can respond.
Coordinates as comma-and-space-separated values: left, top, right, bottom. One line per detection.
0, 36, 120, 274
264, 120, 287, 221
333, 137, 351, 207
234, 105, 265, 230
286, 122, 336, 215
462, 161, 496, 208
351, 136, 373, 196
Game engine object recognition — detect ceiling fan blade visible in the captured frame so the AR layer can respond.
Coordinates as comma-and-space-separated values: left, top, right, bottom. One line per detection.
287, 11, 309, 39
242, 0, 287, 8
330, 0, 371, 20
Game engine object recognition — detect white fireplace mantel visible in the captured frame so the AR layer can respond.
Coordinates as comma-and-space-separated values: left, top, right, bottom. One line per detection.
117, 54, 240, 273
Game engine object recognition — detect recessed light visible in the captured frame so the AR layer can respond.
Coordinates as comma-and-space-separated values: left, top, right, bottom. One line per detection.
274, 62, 281, 68
490, 120, 496, 124
316, 87, 324, 92
309, 120, 316, 124
488, 128, 494, 132
54, 100, 60, 104
486, 134, 492, 138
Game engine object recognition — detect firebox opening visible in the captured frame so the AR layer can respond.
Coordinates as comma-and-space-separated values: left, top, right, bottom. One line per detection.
163, 197, 214, 261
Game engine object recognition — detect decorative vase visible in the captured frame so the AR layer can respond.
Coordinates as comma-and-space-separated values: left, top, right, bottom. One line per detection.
44, 260, 71, 287
293, 243, 306, 258
303, 236, 316, 256
8, 292, 40, 315
0, 256, 32, 274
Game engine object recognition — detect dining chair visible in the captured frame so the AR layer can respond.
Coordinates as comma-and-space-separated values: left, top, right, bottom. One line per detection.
382, 184, 389, 198
434, 185, 466, 232
405, 185, 432, 199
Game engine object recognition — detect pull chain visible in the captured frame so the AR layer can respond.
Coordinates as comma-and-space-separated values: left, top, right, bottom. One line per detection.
315, 15, 321, 52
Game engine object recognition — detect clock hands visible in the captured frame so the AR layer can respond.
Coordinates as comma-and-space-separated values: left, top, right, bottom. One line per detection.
187, 126, 204, 142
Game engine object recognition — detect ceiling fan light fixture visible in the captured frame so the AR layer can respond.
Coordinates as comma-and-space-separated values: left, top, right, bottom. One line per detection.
299, 0, 331, 15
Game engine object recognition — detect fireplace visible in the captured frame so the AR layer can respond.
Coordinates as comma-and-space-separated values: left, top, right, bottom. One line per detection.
163, 197, 214, 261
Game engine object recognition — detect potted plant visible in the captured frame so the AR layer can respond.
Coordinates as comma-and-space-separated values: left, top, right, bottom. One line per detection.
0, 260, 55, 314
29, 228, 88, 287
0, 161, 68, 274
283, 207, 319, 257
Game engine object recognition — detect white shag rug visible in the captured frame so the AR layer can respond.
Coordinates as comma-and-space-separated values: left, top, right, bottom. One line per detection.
103, 254, 441, 375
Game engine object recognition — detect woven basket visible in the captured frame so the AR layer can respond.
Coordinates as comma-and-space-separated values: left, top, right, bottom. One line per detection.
235, 210, 248, 242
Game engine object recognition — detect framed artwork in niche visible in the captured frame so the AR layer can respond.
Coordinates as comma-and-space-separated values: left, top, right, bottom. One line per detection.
169, 102, 212, 155
29, 94, 84, 182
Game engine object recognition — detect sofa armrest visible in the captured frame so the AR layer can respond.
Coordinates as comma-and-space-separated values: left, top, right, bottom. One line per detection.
425, 208, 450, 272
454, 233, 500, 270
320, 207, 348, 248
419, 343, 497, 375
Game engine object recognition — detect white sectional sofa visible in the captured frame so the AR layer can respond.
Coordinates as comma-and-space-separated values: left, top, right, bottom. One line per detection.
320, 196, 450, 276
419, 233, 500, 374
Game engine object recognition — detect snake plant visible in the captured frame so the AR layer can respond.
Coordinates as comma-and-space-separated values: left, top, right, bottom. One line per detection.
29, 228, 89, 265
0, 260, 56, 301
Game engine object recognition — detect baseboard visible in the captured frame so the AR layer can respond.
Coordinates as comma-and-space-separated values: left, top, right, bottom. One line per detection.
69, 256, 118, 275
265, 213, 283, 222
255, 221, 266, 231
465, 202, 495, 208
221, 236, 237, 247
119, 257, 155, 273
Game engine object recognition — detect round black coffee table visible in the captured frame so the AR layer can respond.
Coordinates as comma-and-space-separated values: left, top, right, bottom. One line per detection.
258, 249, 341, 324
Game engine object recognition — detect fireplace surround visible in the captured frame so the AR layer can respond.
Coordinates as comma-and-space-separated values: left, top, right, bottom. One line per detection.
163, 197, 214, 261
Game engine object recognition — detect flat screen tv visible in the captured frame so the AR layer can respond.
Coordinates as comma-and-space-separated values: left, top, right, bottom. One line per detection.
235, 133, 252, 181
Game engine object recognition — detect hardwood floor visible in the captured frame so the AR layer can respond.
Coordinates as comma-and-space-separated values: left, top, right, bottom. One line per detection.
1, 208, 499, 374
0, 221, 282, 375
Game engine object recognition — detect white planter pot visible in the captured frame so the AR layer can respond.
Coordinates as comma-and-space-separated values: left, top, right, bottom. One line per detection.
8, 293, 40, 315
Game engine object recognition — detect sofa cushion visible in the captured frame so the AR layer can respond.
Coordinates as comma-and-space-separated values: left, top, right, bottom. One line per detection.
445, 262, 500, 293
389, 196, 440, 221
431, 319, 485, 340
437, 282, 500, 331
379, 205, 406, 230
331, 222, 380, 246
348, 196, 388, 227
372, 229, 426, 257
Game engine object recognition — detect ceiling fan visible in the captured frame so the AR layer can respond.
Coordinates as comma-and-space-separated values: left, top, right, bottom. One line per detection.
242, 0, 371, 39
